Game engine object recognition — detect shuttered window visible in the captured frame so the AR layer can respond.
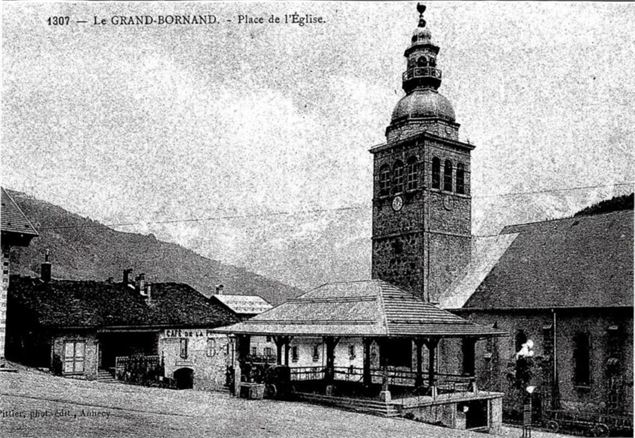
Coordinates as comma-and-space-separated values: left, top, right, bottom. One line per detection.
63, 341, 86, 374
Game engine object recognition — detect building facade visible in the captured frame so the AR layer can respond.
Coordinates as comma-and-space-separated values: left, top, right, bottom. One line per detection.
439, 208, 633, 433
0, 188, 38, 364
370, 7, 472, 304
6, 271, 239, 390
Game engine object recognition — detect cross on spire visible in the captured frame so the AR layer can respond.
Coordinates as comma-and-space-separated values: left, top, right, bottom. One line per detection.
417, 3, 426, 28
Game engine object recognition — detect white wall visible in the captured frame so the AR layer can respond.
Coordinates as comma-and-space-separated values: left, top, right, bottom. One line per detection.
159, 328, 231, 391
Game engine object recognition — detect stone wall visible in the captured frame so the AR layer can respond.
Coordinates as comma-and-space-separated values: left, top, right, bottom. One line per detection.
51, 332, 99, 380
159, 329, 231, 391
371, 133, 472, 303
454, 309, 634, 418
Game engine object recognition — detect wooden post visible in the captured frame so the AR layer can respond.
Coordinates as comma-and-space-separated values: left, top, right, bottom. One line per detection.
273, 336, 285, 365
414, 338, 424, 388
362, 338, 372, 387
283, 337, 292, 366
424, 338, 439, 396
323, 336, 340, 385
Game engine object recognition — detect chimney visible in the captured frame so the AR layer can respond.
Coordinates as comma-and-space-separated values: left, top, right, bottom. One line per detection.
41, 250, 51, 283
140, 284, 152, 303
123, 268, 133, 285
136, 273, 145, 292
215, 284, 224, 295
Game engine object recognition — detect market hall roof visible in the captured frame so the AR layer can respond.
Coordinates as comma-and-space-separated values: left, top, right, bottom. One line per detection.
214, 280, 505, 338
210, 294, 273, 316
7, 278, 239, 330
1, 188, 38, 245
440, 209, 633, 311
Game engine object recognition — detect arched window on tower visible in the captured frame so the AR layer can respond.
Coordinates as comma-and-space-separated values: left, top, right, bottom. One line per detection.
444, 160, 453, 191
378, 164, 391, 197
432, 157, 440, 189
456, 163, 465, 194
393, 161, 404, 194
429, 57, 437, 67
417, 56, 428, 67
406, 157, 418, 191
573, 332, 591, 386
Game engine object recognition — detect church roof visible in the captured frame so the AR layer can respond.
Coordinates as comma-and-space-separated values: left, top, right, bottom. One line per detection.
1, 188, 38, 240
438, 233, 519, 309
214, 280, 505, 338
443, 210, 633, 311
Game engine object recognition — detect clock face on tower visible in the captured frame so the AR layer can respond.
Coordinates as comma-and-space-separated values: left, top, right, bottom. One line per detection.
392, 196, 404, 212
443, 195, 454, 210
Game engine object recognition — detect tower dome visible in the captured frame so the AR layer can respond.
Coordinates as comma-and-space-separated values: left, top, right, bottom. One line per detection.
391, 88, 455, 123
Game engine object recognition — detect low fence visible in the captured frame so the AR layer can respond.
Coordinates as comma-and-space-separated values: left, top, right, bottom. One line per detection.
115, 355, 165, 386
289, 365, 473, 392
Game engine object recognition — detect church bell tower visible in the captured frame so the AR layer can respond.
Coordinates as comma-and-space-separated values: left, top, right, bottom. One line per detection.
371, 4, 473, 303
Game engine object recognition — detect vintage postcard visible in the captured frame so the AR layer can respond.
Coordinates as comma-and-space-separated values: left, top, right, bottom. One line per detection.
1, 2, 633, 437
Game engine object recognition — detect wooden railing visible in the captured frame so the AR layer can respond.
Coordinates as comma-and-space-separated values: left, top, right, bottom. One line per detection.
290, 366, 325, 381
402, 67, 442, 81
289, 365, 474, 392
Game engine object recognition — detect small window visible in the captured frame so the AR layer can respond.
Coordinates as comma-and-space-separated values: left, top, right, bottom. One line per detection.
180, 338, 189, 359
444, 160, 453, 191
63, 341, 86, 374
417, 56, 428, 67
573, 332, 591, 385
456, 163, 465, 194
206, 338, 216, 357
429, 57, 437, 67
264, 347, 273, 357
266, 336, 272, 343
432, 157, 440, 189
291, 346, 299, 362
406, 157, 418, 191
312, 345, 320, 362
379, 165, 391, 197
393, 161, 404, 194
251, 347, 257, 356
349, 345, 356, 360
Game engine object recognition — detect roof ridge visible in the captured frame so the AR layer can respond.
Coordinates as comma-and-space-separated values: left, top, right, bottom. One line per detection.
501, 209, 632, 233
375, 281, 390, 335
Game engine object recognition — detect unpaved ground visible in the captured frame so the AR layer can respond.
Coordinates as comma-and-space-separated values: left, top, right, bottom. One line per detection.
0, 368, 571, 438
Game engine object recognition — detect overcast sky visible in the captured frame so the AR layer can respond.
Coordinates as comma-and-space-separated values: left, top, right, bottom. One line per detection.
2, 2, 633, 288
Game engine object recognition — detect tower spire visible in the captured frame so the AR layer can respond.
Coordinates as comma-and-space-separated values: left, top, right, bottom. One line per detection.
403, 4, 441, 93
386, 4, 457, 142
417, 3, 426, 28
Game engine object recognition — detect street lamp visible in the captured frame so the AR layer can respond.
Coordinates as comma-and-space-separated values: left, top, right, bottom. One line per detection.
523, 385, 536, 438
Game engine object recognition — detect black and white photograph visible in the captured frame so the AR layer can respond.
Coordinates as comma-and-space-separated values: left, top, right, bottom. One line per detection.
1, 2, 633, 437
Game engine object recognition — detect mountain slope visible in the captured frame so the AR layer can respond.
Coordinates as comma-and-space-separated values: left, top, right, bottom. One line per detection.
6, 190, 304, 306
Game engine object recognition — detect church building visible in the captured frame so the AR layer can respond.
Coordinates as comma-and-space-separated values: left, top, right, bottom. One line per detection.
218, 6, 506, 434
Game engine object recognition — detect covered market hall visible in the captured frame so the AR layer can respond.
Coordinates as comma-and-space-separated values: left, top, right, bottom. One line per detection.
216, 280, 506, 433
